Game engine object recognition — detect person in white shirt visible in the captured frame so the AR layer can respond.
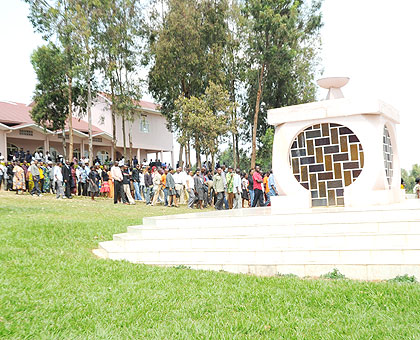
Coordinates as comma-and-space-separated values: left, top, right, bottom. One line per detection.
0, 162, 6, 190
233, 168, 242, 209
185, 170, 195, 209
111, 161, 126, 204
139, 169, 145, 201
54, 162, 64, 199
173, 167, 184, 202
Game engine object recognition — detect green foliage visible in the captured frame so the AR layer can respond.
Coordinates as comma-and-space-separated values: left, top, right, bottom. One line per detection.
276, 273, 299, 278
30, 44, 68, 131
401, 164, 420, 193
256, 127, 274, 170
218, 147, 251, 170
242, 0, 323, 142
174, 265, 191, 270
30, 44, 86, 132
320, 268, 347, 280
2, 192, 420, 339
174, 82, 237, 163
148, 0, 230, 127
388, 274, 417, 284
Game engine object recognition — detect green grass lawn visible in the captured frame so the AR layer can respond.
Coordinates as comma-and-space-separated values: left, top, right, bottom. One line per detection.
1, 191, 420, 339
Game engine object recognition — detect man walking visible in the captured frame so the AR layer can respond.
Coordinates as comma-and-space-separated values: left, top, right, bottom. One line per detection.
132, 164, 141, 201
62, 160, 72, 198
111, 161, 125, 204
28, 160, 42, 196
252, 166, 264, 207
265, 170, 279, 206
233, 168, 242, 209
194, 169, 204, 209
226, 166, 235, 209
213, 168, 225, 210
166, 168, 178, 207
144, 167, 153, 205
186, 170, 195, 209
54, 162, 64, 199
77, 163, 88, 196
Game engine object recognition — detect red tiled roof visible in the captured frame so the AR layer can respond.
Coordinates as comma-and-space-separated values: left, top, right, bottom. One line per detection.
98, 92, 160, 111
0, 101, 34, 125
0, 100, 103, 134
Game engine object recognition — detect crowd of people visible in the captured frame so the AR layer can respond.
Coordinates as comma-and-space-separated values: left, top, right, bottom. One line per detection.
0, 150, 279, 209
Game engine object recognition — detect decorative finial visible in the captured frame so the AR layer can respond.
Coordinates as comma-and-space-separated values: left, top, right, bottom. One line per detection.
317, 77, 350, 100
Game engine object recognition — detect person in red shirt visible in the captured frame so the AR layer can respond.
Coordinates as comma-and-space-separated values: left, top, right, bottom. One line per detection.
252, 166, 264, 207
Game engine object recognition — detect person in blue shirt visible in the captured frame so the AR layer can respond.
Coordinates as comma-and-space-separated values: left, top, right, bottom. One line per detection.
264, 170, 279, 207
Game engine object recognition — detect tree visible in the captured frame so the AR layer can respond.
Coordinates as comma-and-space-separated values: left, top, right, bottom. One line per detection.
174, 82, 236, 169
148, 0, 230, 167
402, 164, 420, 193
97, 0, 144, 160
67, 0, 103, 166
242, 0, 323, 168
30, 44, 86, 154
25, 0, 80, 161
223, 0, 246, 168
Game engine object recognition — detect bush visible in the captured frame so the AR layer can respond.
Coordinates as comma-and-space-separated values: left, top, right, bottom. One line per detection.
388, 274, 417, 283
320, 268, 347, 280
277, 273, 299, 278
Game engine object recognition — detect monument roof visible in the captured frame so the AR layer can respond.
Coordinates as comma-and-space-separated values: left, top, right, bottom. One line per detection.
267, 98, 400, 126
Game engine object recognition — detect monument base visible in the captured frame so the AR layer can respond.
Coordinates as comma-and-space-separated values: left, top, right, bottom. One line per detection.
93, 200, 420, 280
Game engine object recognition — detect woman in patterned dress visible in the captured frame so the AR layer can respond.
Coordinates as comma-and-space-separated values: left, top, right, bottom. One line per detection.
13, 162, 26, 194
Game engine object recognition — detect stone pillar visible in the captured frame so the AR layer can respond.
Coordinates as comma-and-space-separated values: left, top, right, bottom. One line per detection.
0, 131, 7, 160
44, 135, 50, 152
155, 151, 158, 160
81, 139, 85, 158
160, 150, 164, 161
137, 148, 141, 161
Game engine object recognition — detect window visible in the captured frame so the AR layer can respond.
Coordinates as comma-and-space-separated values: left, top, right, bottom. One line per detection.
7, 143, 19, 157
97, 150, 109, 164
73, 148, 80, 160
19, 129, 33, 136
140, 114, 150, 133
93, 137, 102, 143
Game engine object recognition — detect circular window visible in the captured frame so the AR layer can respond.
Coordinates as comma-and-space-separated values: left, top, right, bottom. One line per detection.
383, 126, 393, 187
289, 123, 364, 207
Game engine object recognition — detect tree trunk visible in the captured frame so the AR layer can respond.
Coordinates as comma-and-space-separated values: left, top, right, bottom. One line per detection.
187, 141, 191, 168
178, 144, 184, 169
211, 152, 215, 172
129, 127, 133, 165
67, 76, 73, 162
232, 132, 237, 168
196, 144, 201, 169
235, 133, 240, 167
122, 114, 127, 159
61, 129, 67, 160
110, 82, 117, 161
87, 74, 93, 167
251, 63, 265, 169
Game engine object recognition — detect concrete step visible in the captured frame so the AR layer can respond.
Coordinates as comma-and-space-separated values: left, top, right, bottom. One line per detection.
95, 201, 420, 280
126, 221, 420, 240
142, 206, 420, 228
112, 232, 420, 252
103, 248, 420, 266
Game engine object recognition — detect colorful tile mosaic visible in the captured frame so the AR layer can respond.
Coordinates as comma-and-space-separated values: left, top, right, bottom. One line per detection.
383, 125, 393, 187
289, 123, 364, 207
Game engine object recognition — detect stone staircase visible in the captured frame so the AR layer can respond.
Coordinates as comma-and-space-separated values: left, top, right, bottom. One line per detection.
93, 201, 420, 280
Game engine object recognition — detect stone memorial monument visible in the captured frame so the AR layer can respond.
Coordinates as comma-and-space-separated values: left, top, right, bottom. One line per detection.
268, 77, 402, 210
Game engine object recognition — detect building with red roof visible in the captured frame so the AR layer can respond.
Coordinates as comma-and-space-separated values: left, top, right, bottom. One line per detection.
0, 95, 174, 164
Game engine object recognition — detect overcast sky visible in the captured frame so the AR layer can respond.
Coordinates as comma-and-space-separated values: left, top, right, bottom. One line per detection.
1, 0, 419, 168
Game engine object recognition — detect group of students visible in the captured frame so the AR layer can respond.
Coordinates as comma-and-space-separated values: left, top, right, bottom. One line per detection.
0, 157, 279, 209
107, 162, 278, 210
